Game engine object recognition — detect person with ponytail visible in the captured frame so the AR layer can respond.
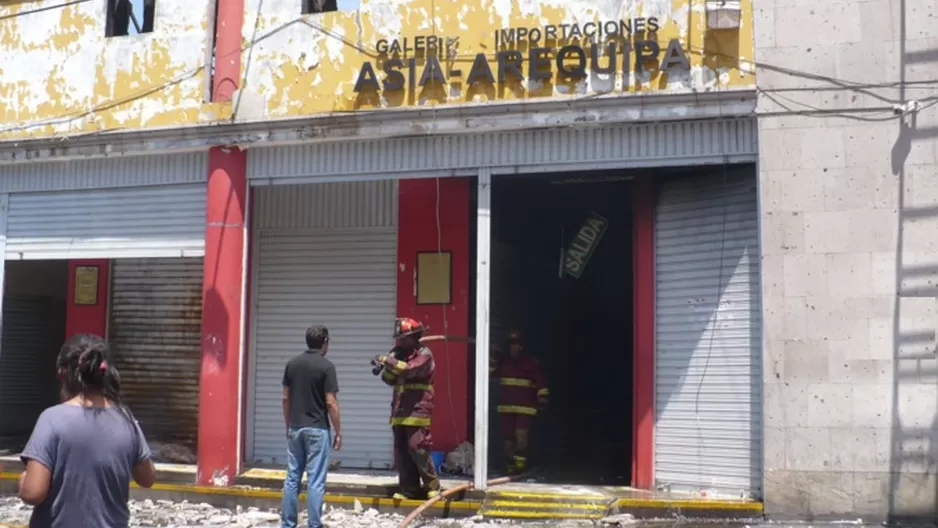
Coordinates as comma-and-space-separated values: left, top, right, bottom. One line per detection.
18, 333, 156, 528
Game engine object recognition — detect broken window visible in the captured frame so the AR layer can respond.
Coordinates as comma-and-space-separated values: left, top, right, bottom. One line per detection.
302, 0, 337, 14
106, 0, 155, 37
302, 0, 360, 14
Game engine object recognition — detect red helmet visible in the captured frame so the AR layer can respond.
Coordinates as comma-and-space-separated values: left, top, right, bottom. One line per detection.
393, 317, 425, 339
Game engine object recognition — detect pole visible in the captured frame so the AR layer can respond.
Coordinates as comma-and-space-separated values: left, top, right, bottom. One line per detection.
473, 168, 492, 490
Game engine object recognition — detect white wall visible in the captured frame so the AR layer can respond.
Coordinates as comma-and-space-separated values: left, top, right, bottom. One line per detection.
756, 0, 938, 519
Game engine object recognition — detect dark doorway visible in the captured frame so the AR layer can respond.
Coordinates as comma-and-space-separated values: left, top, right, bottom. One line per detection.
0, 260, 68, 456
488, 170, 634, 485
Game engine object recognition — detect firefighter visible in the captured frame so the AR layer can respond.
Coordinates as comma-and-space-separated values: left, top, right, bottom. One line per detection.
374, 317, 441, 500
490, 329, 548, 474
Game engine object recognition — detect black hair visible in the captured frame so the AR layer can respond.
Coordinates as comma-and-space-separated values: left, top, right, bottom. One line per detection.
57, 334, 128, 413
306, 325, 330, 349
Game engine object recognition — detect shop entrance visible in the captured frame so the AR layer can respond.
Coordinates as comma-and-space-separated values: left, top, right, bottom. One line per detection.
488, 170, 633, 485
0, 260, 68, 455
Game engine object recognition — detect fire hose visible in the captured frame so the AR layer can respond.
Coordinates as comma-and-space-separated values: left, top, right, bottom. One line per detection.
397, 472, 529, 528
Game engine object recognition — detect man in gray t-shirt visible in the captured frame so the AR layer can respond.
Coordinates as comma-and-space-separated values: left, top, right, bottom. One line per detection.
21, 403, 152, 528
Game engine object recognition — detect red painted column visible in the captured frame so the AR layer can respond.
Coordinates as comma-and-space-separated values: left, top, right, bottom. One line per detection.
198, 148, 247, 485
397, 178, 471, 453
65, 259, 109, 339
198, 0, 247, 486
631, 177, 655, 489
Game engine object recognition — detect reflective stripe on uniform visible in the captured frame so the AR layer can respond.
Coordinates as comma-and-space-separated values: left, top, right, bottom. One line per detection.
497, 405, 537, 416
537, 388, 549, 397
389, 360, 406, 374
382, 370, 397, 381
390, 416, 431, 427
500, 377, 534, 388
395, 383, 432, 392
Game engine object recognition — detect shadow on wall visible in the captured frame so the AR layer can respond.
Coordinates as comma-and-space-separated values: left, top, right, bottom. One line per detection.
887, 0, 938, 518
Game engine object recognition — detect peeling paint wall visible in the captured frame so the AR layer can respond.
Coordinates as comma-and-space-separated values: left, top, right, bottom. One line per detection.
239, 0, 755, 117
0, 0, 214, 140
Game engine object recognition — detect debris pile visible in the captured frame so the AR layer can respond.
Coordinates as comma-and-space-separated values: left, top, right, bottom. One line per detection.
442, 442, 474, 476
147, 443, 198, 465
2, 496, 587, 527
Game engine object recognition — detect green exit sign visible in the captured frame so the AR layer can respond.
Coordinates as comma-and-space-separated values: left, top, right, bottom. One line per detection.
562, 211, 608, 279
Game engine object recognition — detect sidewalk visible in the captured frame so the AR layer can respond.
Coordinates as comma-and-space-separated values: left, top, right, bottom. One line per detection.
0, 459, 763, 522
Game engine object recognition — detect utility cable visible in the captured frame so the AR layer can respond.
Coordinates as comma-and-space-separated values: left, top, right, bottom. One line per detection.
0, 0, 91, 20
2, 11, 937, 136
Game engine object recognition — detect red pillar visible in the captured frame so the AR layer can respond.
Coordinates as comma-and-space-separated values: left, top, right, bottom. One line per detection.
397, 178, 471, 453
631, 177, 655, 489
197, 0, 246, 486
198, 148, 247, 485
65, 259, 109, 339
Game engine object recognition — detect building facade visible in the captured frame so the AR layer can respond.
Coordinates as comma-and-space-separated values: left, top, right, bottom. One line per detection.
0, 0, 934, 520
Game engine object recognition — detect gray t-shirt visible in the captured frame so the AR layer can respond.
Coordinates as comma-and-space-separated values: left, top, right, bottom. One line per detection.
20, 403, 151, 528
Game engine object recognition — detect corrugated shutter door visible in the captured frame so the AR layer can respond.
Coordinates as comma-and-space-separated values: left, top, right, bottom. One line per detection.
0, 296, 66, 436
251, 229, 396, 469
109, 258, 204, 450
653, 169, 762, 498
5, 184, 206, 260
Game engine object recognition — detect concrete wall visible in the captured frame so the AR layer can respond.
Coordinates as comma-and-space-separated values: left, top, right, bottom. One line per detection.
0, 0, 218, 140
236, 0, 756, 118
756, 0, 938, 520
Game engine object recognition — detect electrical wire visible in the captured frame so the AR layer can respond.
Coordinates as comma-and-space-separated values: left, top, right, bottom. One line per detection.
2, 9, 937, 136
0, 0, 91, 20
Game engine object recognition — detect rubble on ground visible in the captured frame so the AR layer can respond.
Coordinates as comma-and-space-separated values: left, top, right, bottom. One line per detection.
147, 443, 198, 465
0, 496, 596, 527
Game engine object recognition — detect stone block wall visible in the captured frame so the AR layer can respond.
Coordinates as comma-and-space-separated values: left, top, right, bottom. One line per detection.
755, 0, 938, 520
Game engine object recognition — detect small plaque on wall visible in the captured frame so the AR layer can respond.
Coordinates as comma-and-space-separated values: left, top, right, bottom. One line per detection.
416, 251, 452, 305
74, 266, 99, 306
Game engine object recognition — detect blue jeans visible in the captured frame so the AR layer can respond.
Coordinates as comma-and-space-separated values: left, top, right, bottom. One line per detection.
281, 427, 332, 528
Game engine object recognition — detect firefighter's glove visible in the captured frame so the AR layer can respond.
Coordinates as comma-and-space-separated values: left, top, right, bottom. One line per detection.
373, 354, 388, 365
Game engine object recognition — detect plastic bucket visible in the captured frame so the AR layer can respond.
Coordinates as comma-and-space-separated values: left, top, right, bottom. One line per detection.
430, 451, 446, 474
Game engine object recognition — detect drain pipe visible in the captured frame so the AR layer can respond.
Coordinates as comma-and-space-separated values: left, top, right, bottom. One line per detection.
397, 473, 527, 528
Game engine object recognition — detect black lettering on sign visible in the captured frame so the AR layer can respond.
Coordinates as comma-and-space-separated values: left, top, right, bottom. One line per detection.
382, 58, 405, 90
467, 52, 495, 84
556, 45, 586, 78
529, 47, 552, 81
353, 61, 380, 92
497, 50, 524, 82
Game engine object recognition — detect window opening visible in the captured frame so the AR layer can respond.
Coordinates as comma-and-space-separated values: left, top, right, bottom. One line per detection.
106, 0, 155, 37
302, 0, 359, 14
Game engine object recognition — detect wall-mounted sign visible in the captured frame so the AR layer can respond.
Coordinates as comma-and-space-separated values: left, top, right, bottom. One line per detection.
74, 265, 100, 306
563, 211, 609, 279
354, 17, 690, 95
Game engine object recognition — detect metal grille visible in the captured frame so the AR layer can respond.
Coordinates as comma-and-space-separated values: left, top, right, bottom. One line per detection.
0, 295, 66, 436
0, 153, 208, 193
253, 181, 398, 229
5, 184, 206, 260
247, 119, 758, 181
109, 258, 204, 450
250, 229, 397, 469
653, 168, 763, 497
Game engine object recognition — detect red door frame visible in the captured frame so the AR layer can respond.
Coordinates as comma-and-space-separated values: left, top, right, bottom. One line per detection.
631, 176, 655, 489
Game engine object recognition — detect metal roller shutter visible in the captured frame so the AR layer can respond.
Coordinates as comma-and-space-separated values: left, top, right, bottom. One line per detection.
653, 168, 762, 497
5, 184, 206, 260
0, 296, 65, 437
109, 258, 203, 451
250, 229, 397, 469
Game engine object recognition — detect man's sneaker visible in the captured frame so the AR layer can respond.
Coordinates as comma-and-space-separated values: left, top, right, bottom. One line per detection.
427, 489, 441, 499
392, 492, 410, 500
